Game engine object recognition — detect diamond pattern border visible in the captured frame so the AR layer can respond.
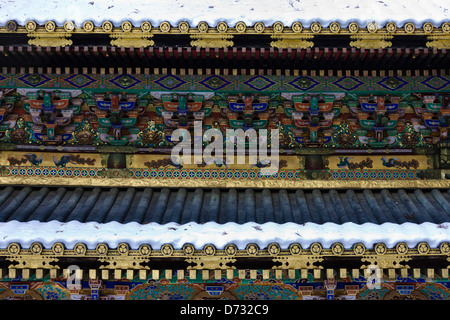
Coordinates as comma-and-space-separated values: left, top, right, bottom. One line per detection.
243, 76, 276, 91
377, 76, 409, 91
109, 74, 142, 89
199, 75, 232, 90
332, 76, 365, 91
64, 74, 98, 89
420, 76, 450, 91
154, 75, 187, 90
18, 74, 52, 87
288, 76, 321, 91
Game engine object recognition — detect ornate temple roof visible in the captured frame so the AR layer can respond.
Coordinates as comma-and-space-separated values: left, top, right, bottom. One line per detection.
0, 186, 449, 251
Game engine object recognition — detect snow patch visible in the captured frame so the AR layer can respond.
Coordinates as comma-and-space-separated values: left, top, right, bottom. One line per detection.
0, 220, 448, 251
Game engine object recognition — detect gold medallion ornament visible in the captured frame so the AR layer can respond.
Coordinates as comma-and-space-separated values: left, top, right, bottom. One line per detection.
289, 243, 302, 255
329, 22, 340, 33
396, 242, 408, 254
7, 243, 20, 255
83, 21, 94, 32
442, 22, 450, 33
310, 22, 322, 33
96, 243, 108, 255
139, 244, 151, 256
121, 21, 132, 32
6, 20, 17, 32
141, 21, 151, 32
52, 243, 65, 255
254, 22, 265, 33
225, 244, 237, 256
159, 21, 171, 33
246, 243, 259, 255
331, 243, 344, 255
182, 244, 194, 255
440, 242, 450, 254
348, 22, 359, 33
161, 244, 174, 256
178, 21, 190, 33
197, 21, 209, 33
423, 22, 434, 33
310, 242, 322, 254
367, 22, 378, 33
353, 243, 366, 255
374, 243, 387, 255
45, 21, 56, 32
272, 21, 284, 33
102, 21, 113, 32
268, 243, 281, 256
30, 242, 43, 255
64, 21, 75, 32
417, 242, 430, 254
235, 22, 246, 33
203, 244, 216, 256
404, 22, 415, 33
74, 243, 87, 255
386, 22, 397, 33
25, 20, 37, 32
292, 22, 303, 33
217, 21, 228, 33
117, 243, 129, 255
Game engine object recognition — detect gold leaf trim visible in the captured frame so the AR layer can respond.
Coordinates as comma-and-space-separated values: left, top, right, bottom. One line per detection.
190, 34, 234, 48
27, 32, 73, 47
110, 33, 154, 48
0, 175, 448, 189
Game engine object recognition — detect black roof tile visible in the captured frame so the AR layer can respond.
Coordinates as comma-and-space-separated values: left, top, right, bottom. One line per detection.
0, 186, 449, 225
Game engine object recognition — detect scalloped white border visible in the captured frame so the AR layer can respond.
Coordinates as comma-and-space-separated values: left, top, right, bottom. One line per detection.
1, 220, 449, 251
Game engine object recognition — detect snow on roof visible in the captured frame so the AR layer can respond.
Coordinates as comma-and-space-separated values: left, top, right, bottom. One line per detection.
0, 220, 449, 250
0, 0, 449, 29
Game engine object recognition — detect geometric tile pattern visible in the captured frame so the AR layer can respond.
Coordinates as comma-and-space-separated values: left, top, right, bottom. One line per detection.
420, 76, 450, 90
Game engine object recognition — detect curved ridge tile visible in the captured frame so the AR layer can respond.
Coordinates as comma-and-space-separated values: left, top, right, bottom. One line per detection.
312, 190, 331, 224
180, 188, 203, 224
67, 188, 101, 222
226, 189, 238, 223
0, 187, 32, 222
207, 188, 221, 223
124, 188, 153, 224
328, 190, 350, 224
7, 188, 50, 222
163, 188, 187, 224
279, 190, 293, 223
149, 188, 171, 224
346, 190, 370, 224
106, 188, 136, 223
295, 190, 312, 223
29, 188, 66, 222
87, 188, 119, 223
431, 189, 450, 215
0, 187, 15, 208
414, 189, 446, 223
47, 187, 84, 222
380, 189, 408, 224
397, 189, 431, 224
363, 189, 389, 224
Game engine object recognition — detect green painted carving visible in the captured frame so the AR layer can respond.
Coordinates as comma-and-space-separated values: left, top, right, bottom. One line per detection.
134, 120, 167, 147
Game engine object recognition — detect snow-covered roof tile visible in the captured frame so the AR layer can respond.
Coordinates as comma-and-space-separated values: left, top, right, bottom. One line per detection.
0, 186, 449, 250
1, 0, 449, 29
